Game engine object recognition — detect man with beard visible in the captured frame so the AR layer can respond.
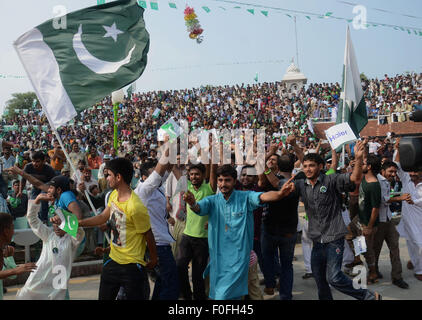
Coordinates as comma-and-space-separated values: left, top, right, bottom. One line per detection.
19, 151, 59, 222
183, 164, 295, 300
176, 162, 217, 300
283, 140, 381, 300
358, 154, 382, 284
393, 139, 422, 282
374, 161, 409, 288
8, 166, 83, 222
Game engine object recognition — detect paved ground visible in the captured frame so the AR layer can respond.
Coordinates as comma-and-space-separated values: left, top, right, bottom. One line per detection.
4, 234, 421, 300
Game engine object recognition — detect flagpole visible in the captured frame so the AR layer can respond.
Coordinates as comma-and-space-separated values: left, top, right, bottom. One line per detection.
341, 26, 349, 168
42, 110, 110, 243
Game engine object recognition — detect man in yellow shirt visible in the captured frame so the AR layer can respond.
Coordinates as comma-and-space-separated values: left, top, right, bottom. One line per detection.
77, 157, 157, 300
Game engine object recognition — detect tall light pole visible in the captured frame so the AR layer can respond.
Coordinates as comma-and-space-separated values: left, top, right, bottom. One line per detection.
294, 16, 299, 68
111, 89, 124, 150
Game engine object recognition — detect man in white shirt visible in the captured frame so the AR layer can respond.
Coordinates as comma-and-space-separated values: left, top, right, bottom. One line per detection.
134, 141, 179, 300
77, 167, 98, 197
68, 142, 87, 176
165, 155, 187, 257
368, 137, 382, 155
0, 146, 16, 189
72, 160, 86, 186
394, 141, 422, 282
374, 161, 409, 288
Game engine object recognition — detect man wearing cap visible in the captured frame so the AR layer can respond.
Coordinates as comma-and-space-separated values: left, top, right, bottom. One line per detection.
46, 175, 82, 221
7, 166, 82, 222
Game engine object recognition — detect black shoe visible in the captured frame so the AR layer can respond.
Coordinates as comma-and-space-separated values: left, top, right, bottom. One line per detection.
376, 271, 383, 279
3, 287, 7, 294
392, 278, 409, 289
302, 273, 314, 279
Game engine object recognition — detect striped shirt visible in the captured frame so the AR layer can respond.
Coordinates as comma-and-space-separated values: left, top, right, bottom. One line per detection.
294, 172, 356, 243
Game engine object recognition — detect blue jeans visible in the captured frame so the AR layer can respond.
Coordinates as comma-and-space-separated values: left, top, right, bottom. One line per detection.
261, 228, 297, 300
152, 245, 179, 300
311, 237, 375, 300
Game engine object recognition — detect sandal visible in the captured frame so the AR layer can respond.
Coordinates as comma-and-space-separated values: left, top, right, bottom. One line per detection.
367, 275, 379, 285
374, 292, 382, 300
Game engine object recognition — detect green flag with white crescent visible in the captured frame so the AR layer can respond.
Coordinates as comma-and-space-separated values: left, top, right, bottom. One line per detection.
14, 0, 150, 129
56, 208, 79, 238
336, 27, 368, 136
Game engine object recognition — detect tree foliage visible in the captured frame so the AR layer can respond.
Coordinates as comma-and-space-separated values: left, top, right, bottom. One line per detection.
3, 92, 37, 118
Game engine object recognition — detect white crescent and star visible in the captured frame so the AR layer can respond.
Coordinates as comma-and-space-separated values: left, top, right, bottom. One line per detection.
73, 23, 136, 75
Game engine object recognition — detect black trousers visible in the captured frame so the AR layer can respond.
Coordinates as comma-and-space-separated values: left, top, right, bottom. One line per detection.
99, 259, 149, 300
176, 234, 209, 300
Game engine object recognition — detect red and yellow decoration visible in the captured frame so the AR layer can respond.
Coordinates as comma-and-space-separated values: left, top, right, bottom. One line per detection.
184, 6, 204, 43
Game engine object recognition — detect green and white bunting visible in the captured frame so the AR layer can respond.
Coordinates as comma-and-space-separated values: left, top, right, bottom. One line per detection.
14, 0, 150, 130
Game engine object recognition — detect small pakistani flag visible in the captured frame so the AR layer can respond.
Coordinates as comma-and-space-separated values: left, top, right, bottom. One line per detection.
254, 72, 258, 82
56, 208, 79, 238
160, 117, 181, 140
152, 107, 161, 118
126, 82, 136, 97
32, 99, 37, 109
14, 0, 150, 130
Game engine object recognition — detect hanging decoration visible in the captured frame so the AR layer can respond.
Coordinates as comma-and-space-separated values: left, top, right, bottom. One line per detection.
184, 6, 204, 44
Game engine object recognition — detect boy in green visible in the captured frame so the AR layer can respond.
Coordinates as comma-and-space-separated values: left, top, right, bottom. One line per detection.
358, 154, 381, 284
176, 162, 217, 300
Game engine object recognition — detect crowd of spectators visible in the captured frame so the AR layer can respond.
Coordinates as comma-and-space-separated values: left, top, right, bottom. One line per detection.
0, 72, 420, 170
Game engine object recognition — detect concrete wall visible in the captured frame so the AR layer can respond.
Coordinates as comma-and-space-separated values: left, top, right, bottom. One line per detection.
314, 119, 422, 138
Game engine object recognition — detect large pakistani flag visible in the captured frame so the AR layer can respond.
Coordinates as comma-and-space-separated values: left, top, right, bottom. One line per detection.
14, 0, 149, 129
336, 27, 368, 136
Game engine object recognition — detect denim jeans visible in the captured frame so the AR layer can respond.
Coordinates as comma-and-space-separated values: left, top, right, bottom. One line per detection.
152, 245, 179, 300
261, 228, 297, 300
311, 237, 376, 300
99, 259, 149, 300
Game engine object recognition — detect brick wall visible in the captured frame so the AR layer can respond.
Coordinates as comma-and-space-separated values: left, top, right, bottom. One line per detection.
314, 120, 422, 138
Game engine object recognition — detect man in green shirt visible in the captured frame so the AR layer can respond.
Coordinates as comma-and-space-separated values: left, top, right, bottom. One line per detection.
358, 154, 381, 284
176, 162, 217, 300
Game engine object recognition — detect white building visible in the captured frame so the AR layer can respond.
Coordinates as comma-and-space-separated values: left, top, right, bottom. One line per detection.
281, 60, 307, 93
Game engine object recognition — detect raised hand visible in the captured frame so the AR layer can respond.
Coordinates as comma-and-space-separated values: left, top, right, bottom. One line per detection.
279, 175, 295, 197
35, 193, 54, 204
183, 190, 196, 206
6, 165, 23, 176
354, 140, 366, 160
286, 135, 297, 146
